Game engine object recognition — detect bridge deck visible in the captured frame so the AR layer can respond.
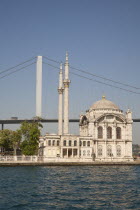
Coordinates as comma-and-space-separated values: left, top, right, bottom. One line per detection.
0, 118, 139, 124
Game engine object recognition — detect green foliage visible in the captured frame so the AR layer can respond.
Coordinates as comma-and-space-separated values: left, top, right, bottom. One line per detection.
0, 121, 42, 155
20, 121, 43, 155
10, 130, 22, 155
0, 129, 21, 154
0, 129, 12, 150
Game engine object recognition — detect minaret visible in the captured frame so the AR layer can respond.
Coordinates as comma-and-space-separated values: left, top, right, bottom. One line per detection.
58, 63, 64, 135
63, 52, 70, 134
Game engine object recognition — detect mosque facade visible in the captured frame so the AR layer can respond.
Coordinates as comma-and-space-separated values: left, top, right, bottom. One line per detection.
39, 54, 133, 162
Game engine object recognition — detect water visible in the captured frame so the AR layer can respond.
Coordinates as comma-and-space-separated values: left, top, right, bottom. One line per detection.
0, 166, 140, 210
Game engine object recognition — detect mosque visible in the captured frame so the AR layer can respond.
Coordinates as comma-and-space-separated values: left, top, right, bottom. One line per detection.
39, 53, 133, 162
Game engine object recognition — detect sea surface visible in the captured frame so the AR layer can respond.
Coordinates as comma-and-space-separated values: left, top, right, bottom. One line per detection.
0, 166, 140, 210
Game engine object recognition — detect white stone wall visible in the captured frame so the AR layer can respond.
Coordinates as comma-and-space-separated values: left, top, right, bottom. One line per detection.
39, 106, 133, 162
79, 108, 133, 161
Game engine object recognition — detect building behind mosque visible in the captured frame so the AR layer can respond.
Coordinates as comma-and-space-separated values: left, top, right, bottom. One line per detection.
39, 54, 133, 162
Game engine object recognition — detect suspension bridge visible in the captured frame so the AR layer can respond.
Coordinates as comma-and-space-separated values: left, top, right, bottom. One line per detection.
0, 55, 140, 130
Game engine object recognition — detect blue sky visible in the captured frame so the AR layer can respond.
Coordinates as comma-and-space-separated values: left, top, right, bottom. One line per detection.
0, 0, 140, 143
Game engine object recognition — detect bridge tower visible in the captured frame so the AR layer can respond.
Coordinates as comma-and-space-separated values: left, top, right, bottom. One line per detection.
36, 56, 42, 118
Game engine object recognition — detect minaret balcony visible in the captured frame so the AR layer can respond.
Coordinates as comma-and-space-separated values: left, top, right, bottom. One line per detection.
63, 79, 71, 88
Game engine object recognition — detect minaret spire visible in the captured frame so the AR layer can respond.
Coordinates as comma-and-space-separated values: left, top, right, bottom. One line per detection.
59, 63, 63, 88
58, 63, 64, 135
66, 51, 68, 62
63, 52, 70, 134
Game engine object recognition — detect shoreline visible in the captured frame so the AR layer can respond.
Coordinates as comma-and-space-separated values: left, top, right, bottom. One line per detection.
0, 161, 140, 166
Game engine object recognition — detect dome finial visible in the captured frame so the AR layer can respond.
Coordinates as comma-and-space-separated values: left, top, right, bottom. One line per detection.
102, 95, 106, 100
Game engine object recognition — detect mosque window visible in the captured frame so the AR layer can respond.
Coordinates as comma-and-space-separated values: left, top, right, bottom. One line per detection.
48, 140, 51, 146
117, 145, 121, 157
87, 150, 90, 156
98, 145, 103, 156
106, 115, 114, 119
80, 141, 82, 146
57, 140, 59, 146
107, 127, 112, 139
98, 126, 103, 139
87, 141, 90, 147
74, 140, 77, 146
52, 140, 55, 146
98, 117, 104, 122
83, 141, 86, 146
116, 127, 121, 139
83, 150, 86, 156
63, 140, 66, 146
107, 145, 112, 157
69, 140, 72, 146
116, 117, 123, 122
63, 149, 67, 157
73, 149, 77, 156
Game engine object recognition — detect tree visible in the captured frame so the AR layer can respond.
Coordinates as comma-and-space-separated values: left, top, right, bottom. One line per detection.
0, 129, 12, 151
20, 121, 43, 155
10, 130, 21, 155
0, 129, 21, 155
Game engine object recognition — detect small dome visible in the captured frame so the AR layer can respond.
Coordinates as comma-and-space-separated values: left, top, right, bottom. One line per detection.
91, 96, 120, 110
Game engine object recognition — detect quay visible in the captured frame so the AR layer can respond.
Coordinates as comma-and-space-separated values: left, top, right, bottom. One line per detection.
0, 156, 140, 166
0, 162, 140, 166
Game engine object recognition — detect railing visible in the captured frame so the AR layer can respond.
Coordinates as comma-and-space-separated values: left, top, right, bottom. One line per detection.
0, 156, 93, 163
0, 156, 44, 162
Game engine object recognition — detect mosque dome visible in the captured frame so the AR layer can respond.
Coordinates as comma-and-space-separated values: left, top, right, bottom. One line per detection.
91, 96, 120, 110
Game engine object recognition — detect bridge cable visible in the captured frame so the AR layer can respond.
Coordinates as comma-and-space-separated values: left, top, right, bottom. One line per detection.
43, 55, 140, 90
43, 61, 140, 95
0, 57, 36, 75
0, 62, 36, 80
43, 56, 61, 64
69, 65, 140, 90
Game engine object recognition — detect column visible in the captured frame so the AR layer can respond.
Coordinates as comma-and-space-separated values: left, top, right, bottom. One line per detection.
124, 141, 126, 157
67, 148, 68, 158
104, 123, 107, 158
36, 56, 42, 117
96, 141, 98, 158
72, 149, 73, 158
104, 140, 107, 158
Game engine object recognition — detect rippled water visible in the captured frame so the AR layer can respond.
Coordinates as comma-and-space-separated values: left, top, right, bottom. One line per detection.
0, 166, 140, 209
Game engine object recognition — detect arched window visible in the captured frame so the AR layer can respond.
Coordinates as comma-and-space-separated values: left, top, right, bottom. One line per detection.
74, 140, 77, 146
63, 140, 66, 146
69, 140, 72, 146
48, 140, 51, 146
80, 141, 82, 146
83, 141, 86, 146
98, 145, 103, 156
87, 141, 90, 147
116, 145, 121, 157
107, 145, 112, 157
52, 140, 55, 146
87, 150, 90, 156
83, 150, 86, 156
107, 127, 112, 139
98, 126, 103, 139
57, 140, 59, 146
116, 127, 121, 139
